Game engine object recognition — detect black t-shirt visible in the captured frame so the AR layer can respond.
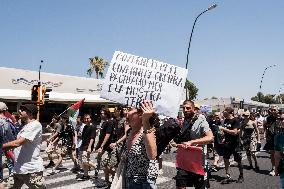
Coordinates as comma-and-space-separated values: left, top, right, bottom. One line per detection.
266, 115, 277, 141
223, 118, 240, 148
266, 115, 277, 125
58, 123, 75, 147
96, 120, 115, 151
115, 117, 126, 140
80, 124, 97, 151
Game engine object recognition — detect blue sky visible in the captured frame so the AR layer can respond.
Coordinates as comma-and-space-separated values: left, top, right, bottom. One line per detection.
1, 1, 283, 100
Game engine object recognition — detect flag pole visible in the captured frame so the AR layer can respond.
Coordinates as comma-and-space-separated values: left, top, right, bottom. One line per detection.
58, 107, 70, 117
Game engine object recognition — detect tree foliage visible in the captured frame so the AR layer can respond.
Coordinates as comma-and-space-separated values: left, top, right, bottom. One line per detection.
87, 56, 108, 79
251, 92, 279, 104
184, 79, 198, 100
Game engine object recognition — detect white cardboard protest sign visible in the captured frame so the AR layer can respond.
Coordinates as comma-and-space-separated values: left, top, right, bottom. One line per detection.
100, 51, 188, 118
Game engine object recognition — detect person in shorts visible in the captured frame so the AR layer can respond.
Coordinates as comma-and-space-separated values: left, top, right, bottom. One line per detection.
219, 107, 243, 184
49, 114, 79, 174
264, 106, 278, 176
3, 104, 45, 189
45, 114, 61, 168
95, 108, 117, 186
77, 114, 97, 181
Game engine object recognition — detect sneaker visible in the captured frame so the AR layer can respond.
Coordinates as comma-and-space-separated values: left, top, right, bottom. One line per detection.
94, 170, 99, 178
221, 174, 232, 184
255, 166, 260, 172
47, 169, 59, 176
236, 176, 244, 183
71, 167, 80, 173
77, 175, 90, 181
269, 169, 275, 176
45, 161, 55, 169
210, 166, 218, 172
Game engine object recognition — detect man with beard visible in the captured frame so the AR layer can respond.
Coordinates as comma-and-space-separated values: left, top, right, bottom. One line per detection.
219, 107, 243, 184
3, 104, 45, 188
95, 108, 116, 187
174, 100, 213, 189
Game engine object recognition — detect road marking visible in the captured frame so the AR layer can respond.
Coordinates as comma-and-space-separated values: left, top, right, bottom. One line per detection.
162, 161, 176, 168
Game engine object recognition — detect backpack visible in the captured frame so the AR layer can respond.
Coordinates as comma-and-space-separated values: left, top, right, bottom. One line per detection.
0, 117, 17, 143
155, 118, 181, 156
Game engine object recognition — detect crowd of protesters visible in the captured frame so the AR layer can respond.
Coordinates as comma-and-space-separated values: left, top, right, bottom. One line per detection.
1, 100, 284, 188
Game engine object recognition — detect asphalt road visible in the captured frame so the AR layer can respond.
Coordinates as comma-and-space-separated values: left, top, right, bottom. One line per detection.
2, 146, 281, 188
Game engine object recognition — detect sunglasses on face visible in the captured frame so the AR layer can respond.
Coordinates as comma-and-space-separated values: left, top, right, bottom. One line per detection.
278, 118, 284, 121
183, 107, 191, 110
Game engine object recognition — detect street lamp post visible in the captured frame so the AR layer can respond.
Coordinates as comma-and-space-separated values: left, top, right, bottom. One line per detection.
258, 64, 276, 102
185, 4, 217, 100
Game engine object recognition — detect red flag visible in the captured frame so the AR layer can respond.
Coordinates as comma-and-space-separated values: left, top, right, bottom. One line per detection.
176, 146, 205, 175
70, 98, 85, 111
68, 98, 85, 117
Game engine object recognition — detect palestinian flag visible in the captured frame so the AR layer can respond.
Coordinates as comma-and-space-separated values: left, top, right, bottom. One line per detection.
68, 98, 85, 127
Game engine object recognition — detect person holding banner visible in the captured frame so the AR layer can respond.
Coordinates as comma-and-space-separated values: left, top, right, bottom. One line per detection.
174, 100, 213, 189
124, 100, 159, 189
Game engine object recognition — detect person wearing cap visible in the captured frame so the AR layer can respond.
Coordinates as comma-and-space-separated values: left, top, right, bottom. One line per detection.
0, 102, 8, 189
264, 106, 279, 176
194, 104, 201, 114
3, 104, 45, 189
219, 107, 244, 184
208, 112, 224, 172
240, 111, 260, 171
44, 114, 61, 169
93, 108, 116, 185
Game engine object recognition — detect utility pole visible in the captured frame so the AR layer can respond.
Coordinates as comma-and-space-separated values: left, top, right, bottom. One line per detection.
37, 60, 43, 120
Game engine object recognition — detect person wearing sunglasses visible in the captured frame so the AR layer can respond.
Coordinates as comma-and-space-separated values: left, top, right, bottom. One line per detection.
219, 107, 243, 184
264, 106, 279, 176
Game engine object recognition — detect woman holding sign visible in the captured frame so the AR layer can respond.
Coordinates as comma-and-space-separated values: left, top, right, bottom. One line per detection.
124, 100, 159, 189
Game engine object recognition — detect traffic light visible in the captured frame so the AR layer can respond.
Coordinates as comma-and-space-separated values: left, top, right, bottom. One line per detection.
42, 85, 52, 104
240, 100, 244, 109
31, 85, 40, 101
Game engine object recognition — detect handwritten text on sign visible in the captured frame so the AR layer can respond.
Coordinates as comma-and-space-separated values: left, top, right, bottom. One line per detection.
100, 51, 188, 118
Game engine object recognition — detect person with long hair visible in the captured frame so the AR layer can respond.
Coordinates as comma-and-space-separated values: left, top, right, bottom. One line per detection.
240, 111, 260, 171
124, 100, 158, 189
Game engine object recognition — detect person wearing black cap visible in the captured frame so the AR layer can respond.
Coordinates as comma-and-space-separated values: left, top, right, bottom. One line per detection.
219, 107, 243, 184
3, 104, 45, 189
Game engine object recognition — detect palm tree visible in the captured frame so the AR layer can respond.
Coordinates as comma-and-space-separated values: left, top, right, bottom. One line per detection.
87, 56, 108, 79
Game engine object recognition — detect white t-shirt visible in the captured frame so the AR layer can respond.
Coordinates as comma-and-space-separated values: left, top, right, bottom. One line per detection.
256, 116, 264, 127
13, 120, 44, 174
